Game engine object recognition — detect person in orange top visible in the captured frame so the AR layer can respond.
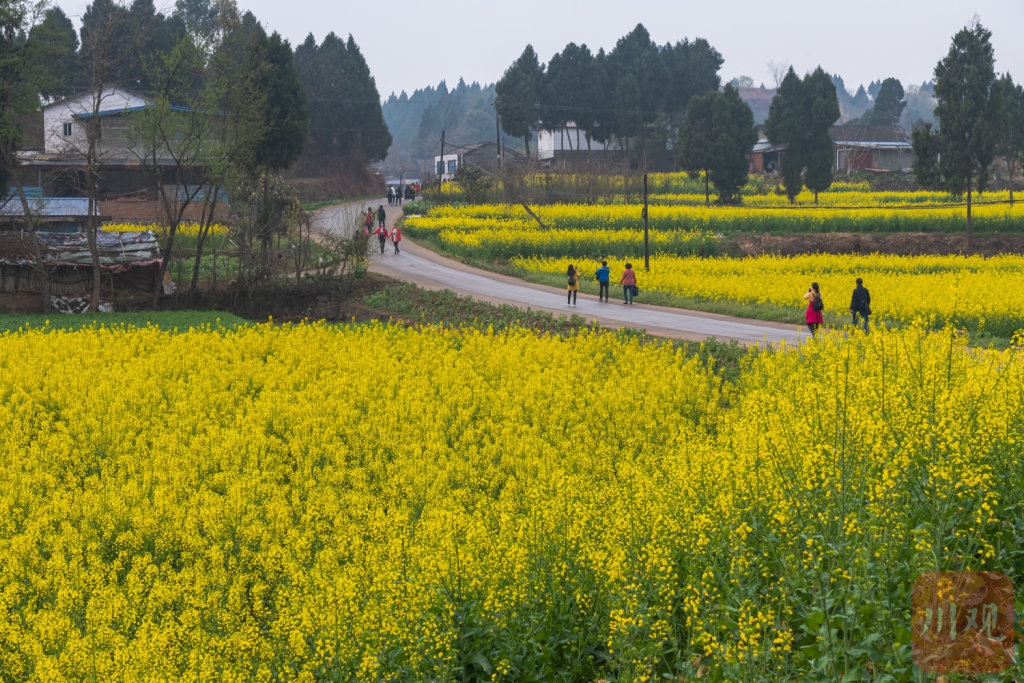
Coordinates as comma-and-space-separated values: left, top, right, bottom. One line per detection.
390, 225, 402, 254
619, 263, 637, 304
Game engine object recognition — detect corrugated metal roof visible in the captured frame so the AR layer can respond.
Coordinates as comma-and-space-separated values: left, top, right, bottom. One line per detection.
75, 104, 196, 119
0, 197, 97, 217
1, 197, 94, 217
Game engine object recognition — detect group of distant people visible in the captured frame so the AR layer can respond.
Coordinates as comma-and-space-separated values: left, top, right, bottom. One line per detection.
559, 263, 873, 338
364, 206, 402, 254
564, 261, 638, 307
386, 183, 419, 206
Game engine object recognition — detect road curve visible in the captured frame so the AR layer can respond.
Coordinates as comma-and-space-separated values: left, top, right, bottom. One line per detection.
313, 201, 807, 346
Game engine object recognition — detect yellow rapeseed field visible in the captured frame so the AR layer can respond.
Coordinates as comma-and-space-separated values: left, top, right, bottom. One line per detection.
103, 222, 229, 238
1, 322, 1020, 680
513, 253, 1024, 336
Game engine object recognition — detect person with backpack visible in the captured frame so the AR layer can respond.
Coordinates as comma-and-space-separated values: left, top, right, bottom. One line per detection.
364, 208, 374, 235
803, 281, 824, 337
619, 263, 637, 305
374, 223, 389, 254
566, 264, 579, 307
594, 260, 610, 302
849, 277, 871, 332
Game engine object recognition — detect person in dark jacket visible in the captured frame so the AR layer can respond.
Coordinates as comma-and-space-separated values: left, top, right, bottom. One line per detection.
377, 205, 386, 229
849, 277, 871, 332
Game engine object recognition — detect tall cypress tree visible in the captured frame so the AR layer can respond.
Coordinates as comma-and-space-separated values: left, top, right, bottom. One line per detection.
803, 67, 840, 202
495, 45, 543, 159
765, 66, 840, 203
678, 84, 756, 204
765, 68, 805, 202
295, 32, 390, 165
991, 74, 1024, 204
912, 20, 996, 241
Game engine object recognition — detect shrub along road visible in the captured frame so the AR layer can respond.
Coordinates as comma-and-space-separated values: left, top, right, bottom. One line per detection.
314, 202, 805, 346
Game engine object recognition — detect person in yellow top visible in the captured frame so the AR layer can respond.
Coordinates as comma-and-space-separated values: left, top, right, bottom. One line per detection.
566, 264, 579, 307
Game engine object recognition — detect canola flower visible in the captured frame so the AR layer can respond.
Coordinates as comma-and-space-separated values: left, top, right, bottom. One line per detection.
648, 189, 1018, 207
513, 253, 1024, 337
103, 221, 230, 238
404, 201, 1024, 240
0, 322, 1021, 680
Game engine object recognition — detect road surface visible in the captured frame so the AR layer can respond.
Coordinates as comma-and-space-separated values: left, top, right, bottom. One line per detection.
313, 201, 807, 346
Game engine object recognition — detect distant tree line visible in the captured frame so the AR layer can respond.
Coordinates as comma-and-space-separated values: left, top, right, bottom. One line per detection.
1, 0, 391, 176
381, 79, 521, 175
490, 23, 845, 204
493, 24, 725, 166
1, 0, 390, 311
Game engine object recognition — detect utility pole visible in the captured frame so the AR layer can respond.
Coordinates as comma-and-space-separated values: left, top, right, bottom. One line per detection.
643, 173, 650, 272
494, 99, 502, 170
437, 130, 445, 203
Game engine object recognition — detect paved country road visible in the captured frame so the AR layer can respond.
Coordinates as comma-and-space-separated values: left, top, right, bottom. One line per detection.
313, 201, 807, 346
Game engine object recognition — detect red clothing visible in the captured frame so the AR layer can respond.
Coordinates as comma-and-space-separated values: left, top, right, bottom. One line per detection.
391, 227, 402, 243
805, 294, 823, 324
619, 269, 637, 286
375, 226, 389, 239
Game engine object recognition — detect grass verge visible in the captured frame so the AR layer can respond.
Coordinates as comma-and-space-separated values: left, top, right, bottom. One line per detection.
0, 310, 250, 334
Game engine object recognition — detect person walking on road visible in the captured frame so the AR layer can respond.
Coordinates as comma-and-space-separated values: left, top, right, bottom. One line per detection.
849, 277, 871, 332
566, 264, 579, 307
364, 208, 374, 235
390, 225, 403, 254
374, 223, 389, 254
387, 186, 395, 206
804, 281, 824, 337
620, 263, 637, 305
377, 205, 386, 229
595, 260, 610, 302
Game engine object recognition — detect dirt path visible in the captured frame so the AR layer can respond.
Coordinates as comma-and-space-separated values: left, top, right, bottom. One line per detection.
313, 201, 806, 346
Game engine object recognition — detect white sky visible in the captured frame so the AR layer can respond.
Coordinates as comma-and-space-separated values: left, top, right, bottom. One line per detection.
55, 0, 1024, 100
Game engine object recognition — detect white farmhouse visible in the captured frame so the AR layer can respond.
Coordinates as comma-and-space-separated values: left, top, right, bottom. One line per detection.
43, 88, 149, 158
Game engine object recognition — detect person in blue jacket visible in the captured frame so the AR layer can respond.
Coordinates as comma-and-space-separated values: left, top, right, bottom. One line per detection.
595, 260, 610, 302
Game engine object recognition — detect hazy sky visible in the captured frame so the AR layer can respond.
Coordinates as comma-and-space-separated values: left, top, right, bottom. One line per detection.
55, 0, 1023, 100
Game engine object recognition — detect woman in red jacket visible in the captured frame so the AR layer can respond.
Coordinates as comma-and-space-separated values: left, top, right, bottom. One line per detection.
390, 225, 402, 254
803, 281, 824, 337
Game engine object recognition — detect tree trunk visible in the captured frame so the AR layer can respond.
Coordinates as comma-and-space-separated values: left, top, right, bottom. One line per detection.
15, 183, 51, 313
191, 189, 221, 294
1010, 159, 1016, 205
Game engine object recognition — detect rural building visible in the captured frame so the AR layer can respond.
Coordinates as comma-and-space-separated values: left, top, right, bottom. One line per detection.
0, 196, 102, 233
17, 88, 214, 200
434, 142, 524, 181
747, 129, 786, 174
748, 125, 914, 175
538, 123, 617, 167
42, 88, 150, 157
829, 125, 914, 173
0, 228, 162, 301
